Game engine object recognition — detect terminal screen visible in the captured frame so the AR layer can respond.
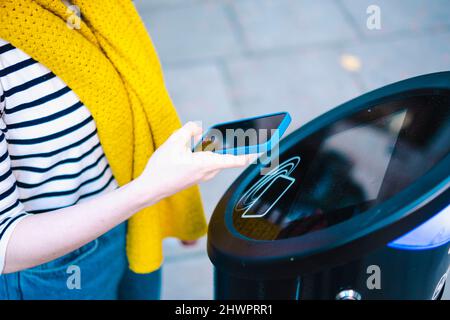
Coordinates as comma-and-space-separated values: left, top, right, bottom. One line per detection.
233, 93, 450, 240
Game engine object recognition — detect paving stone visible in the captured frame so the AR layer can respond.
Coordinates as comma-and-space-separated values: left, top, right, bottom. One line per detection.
226, 49, 363, 131
340, 32, 450, 91
133, 0, 195, 10
231, 0, 357, 51
134, 0, 230, 10
164, 63, 237, 129
340, 0, 450, 37
163, 237, 207, 260
200, 167, 246, 215
162, 254, 213, 299
137, 2, 240, 64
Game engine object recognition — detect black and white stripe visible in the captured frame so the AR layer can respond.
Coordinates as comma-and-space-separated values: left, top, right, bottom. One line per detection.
0, 38, 118, 273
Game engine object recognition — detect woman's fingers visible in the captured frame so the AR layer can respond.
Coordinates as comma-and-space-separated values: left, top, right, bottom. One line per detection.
166, 122, 258, 178
172, 122, 203, 144
194, 151, 257, 170
192, 131, 204, 148
202, 170, 220, 181
214, 154, 254, 168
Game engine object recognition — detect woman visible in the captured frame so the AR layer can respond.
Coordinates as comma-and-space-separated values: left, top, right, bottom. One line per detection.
0, 0, 249, 299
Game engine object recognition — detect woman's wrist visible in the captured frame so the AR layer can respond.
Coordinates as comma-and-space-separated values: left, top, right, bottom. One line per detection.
124, 176, 163, 211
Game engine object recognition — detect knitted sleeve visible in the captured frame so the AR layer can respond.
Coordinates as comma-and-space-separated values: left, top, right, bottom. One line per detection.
0, 78, 30, 274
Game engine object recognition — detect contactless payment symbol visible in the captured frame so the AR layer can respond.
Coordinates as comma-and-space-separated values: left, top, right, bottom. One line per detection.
235, 156, 300, 218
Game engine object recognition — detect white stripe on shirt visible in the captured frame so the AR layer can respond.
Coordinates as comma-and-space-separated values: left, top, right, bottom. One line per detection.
0, 38, 119, 273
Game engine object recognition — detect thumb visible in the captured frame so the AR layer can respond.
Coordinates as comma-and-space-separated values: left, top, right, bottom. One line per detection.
170, 122, 203, 144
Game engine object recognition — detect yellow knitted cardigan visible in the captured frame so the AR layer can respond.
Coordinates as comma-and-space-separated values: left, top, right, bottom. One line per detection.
0, 0, 207, 273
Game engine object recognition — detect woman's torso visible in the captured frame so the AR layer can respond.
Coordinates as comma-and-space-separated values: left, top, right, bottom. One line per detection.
0, 38, 128, 299
0, 38, 119, 214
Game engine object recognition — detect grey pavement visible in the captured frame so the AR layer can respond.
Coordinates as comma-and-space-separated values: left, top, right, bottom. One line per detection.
133, 0, 450, 300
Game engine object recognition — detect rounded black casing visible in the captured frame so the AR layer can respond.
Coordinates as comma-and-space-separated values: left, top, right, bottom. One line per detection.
208, 72, 450, 300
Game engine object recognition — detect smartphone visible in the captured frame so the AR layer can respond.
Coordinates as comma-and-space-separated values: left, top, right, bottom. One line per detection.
192, 112, 291, 155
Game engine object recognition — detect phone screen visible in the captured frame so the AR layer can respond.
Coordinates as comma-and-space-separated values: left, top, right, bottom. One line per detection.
193, 113, 288, 152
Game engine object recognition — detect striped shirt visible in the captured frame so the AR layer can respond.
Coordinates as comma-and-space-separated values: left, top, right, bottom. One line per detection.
0, 38, 118, 273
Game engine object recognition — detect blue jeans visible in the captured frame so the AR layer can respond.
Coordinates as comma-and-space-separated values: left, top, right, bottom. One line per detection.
0, 223, 162, 300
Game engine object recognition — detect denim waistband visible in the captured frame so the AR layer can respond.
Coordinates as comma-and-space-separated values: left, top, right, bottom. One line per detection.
0, 222, 127, 300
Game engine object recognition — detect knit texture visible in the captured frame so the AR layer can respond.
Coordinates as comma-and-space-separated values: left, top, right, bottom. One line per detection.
0, 0, 207, 273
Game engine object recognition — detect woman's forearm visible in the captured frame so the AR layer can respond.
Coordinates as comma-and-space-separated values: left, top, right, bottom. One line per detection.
2, 122, 251, 274
3, 179, 157, 274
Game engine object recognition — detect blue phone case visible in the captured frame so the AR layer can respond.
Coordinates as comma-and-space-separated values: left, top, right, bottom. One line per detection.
193, 111, 291, 155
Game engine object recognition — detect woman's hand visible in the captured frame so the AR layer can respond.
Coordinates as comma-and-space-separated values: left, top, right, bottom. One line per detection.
133, 122, 254, 207
3, 122, 252, 274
